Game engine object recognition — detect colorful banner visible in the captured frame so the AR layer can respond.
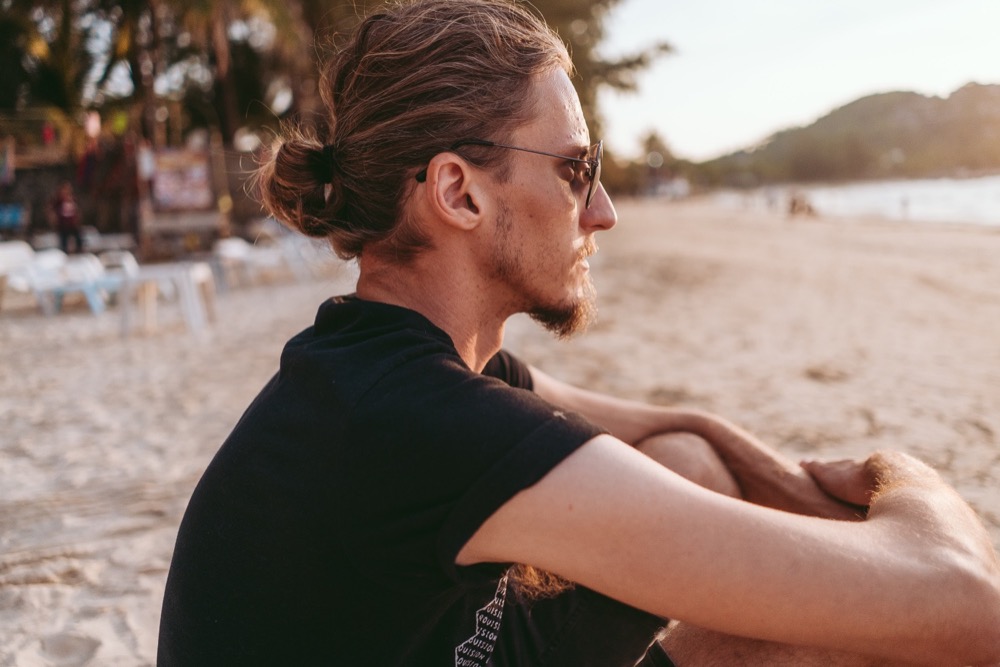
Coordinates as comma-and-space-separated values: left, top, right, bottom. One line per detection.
151, 149, 214, 211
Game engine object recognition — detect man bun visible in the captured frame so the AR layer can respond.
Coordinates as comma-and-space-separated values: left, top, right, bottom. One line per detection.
255, 135, 331, 239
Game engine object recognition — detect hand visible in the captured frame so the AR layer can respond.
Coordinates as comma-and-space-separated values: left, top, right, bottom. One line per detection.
801, 451, 942, 509
800, 458, 874, 509
741, 462, 866, 521
670, 410, 866, 520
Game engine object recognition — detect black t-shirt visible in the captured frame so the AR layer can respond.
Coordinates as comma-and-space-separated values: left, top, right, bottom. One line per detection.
158, 297, 669, 665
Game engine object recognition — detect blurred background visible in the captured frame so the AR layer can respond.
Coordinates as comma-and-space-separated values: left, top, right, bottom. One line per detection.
1, 0, 999, 257
2, 6, 999, 663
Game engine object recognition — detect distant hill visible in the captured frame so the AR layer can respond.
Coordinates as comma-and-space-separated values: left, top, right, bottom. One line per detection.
694, 82, 1000, 186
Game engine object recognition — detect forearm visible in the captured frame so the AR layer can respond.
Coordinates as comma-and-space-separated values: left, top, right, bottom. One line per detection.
529, 376, 692, 445
528, 366, 794, 464
809, 451, 1000, 663
658, 409, 866, 519
528, 368, 764, 452
577, 390, 856, 518
529, 367, 858, 518
867, 452, 1000, 568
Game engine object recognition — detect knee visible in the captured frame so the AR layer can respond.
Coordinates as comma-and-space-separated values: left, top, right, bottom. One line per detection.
636, 432, 741, 498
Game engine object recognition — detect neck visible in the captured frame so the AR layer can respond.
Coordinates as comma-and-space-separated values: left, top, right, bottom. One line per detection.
355, 253, 510, 373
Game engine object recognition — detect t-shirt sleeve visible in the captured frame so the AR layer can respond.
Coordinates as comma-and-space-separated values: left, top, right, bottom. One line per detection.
336, 352, 604, 588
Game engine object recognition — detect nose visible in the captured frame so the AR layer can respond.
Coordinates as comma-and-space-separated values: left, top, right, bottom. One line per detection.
582, 183, 616, 232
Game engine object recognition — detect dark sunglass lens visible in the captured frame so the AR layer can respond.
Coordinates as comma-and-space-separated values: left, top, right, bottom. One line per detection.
586, 142, 602, 208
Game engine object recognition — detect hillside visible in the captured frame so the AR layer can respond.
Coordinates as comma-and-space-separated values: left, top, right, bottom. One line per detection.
694, 82, 1000, 186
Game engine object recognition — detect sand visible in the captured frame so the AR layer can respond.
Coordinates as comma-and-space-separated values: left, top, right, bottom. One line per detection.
2, 197, 999, 665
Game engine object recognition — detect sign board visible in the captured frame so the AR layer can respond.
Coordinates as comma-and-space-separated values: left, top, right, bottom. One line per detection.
151, 149, 214, 211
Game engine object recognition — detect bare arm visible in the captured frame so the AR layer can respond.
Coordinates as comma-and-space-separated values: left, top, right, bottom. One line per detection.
458, 437, 1000, 665
529, 366, 860, 519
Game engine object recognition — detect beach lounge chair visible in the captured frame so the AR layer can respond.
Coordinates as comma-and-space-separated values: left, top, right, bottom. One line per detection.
1, 244, 132, 316
31, 252, 110, 315
248, 217, 334, 281
4, 247, 71, 314
4, 247, 132, 316
0, 240, 36, 311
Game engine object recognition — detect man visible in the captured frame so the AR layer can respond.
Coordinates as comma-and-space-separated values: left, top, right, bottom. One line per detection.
51, 181, 83, 254
158, 1, 1000, 664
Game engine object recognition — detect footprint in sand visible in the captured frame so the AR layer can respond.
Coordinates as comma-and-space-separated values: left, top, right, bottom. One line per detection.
39, 633, 101, 666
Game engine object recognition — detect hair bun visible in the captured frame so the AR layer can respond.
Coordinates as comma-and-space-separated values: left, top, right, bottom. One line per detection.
312, 144, 339, 184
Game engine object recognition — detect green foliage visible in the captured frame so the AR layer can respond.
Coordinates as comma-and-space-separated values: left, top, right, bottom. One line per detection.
296, 0, 671, 139
1, 0, 312, 143
530, 0, 672, 139
2, 0, 668, 149
0, 1, 100, 114
693, 84, 1000, 186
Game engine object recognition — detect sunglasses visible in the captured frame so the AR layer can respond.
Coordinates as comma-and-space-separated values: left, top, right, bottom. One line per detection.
415, 139, 603, 208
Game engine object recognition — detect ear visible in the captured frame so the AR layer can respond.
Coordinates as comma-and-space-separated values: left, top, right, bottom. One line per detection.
420, 152, 491, 231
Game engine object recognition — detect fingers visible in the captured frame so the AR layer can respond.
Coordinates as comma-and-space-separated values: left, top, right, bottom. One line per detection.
800, 458, 874, 508
802, 451, 944, 512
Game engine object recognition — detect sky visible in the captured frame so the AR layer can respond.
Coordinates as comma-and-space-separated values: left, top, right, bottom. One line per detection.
599, 0, 1000, 162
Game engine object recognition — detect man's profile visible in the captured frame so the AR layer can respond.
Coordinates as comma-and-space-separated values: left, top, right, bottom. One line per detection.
157, 1, 1000, 665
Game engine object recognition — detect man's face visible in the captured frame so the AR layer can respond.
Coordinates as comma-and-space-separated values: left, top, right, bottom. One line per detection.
487, 68, 617, 338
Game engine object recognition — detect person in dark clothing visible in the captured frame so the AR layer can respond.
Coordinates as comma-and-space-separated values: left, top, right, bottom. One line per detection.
51, 181, 83, 254
158, 2, 1000, 665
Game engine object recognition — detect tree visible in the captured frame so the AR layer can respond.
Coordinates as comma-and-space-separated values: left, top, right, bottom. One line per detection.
0, 0, 98, 114
0, 13, 31, 111
3, 0, 668, 150
161, 0, 311, 143
529, 0, 671, 139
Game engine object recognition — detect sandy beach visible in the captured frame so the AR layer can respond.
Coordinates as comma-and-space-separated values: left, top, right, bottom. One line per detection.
2, 197, 999, 665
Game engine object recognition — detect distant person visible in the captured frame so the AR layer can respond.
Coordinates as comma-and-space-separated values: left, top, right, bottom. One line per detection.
788, 191, 816, 217
51, 182, 82, 254
158, 1, 1000, 665
0, 136, 14, 188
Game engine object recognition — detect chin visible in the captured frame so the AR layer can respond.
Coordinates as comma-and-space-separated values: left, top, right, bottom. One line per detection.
529, 281, 597, 340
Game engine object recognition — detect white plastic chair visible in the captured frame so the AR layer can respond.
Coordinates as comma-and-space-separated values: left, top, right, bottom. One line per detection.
98, 250, 140, 274
0, 240, 37, 310
14, 249, 67, 315
1, 246, 115, 316
49, 253, 109, 315
213, 236, 288, 287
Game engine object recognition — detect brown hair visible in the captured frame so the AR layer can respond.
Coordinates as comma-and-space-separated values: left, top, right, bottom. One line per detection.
255, 0, 572, 261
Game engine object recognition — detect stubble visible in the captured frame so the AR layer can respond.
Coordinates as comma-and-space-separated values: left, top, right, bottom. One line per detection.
492, 204, 597, 339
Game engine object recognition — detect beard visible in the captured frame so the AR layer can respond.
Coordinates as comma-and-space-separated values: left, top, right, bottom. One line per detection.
527, 274, 596, 339
492, 204, 598, 339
